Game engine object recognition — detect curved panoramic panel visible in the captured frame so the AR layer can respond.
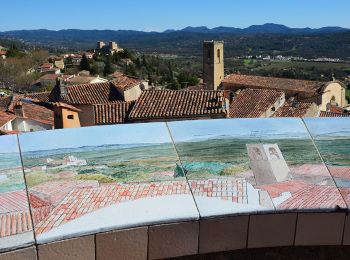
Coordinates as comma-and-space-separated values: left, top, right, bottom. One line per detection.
18, 123, 199, 244
167, 118, 346, 217
0, 134, 34, 252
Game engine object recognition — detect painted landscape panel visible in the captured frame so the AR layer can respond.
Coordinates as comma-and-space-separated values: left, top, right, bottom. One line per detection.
304, 118, 350, 207
18, 123, 199, 244
168, 118, 346, 217
0, 134, 34, 252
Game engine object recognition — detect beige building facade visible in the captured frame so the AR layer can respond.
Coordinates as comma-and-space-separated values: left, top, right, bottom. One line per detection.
319, 81, 347, 111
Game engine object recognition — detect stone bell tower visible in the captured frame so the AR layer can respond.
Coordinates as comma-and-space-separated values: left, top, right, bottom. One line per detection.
203, 40, 224, 90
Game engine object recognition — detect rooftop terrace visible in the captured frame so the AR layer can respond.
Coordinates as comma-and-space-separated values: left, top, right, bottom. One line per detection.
0, 117, 349, 259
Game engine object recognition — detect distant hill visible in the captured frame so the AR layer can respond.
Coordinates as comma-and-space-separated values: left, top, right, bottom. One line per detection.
0, 23, 349, 58
173, 23, 349, 34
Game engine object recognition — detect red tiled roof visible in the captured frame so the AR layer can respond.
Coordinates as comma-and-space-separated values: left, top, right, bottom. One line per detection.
328, 166, 350, 179
330, 105, 345, 114
223, 74, 324, 93
258, 180, 309, 199
0, 190, 49, 237
111, 73, 143, 91
39, 74, 60, 81
0, 111, 16, 127
0, 96, 12, 111
273, 101, 316, 117
0, 191, 29, 214
20, 101, 54, 126
52, 102, 81, 112
93, 101, 134, 124
0, 211, 32, 238
229, 88, 284, 118
30, 180, 99, 206
50, 82, 123, 105
24, 92, 51, 102
277, 185, 346, 210
129, 90, 227, 120
320, 111, 350, 117
35, 181, 189, 234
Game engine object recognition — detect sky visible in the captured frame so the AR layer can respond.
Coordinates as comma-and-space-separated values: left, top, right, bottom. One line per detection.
0, 0, 349, 31
18, 122, 173, 152
0, 134, 20, 154
304, 118, 350, 136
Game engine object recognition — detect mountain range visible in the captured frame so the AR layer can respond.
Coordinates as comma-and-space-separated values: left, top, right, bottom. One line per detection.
165, 23, 349, 34
1, 23, 349, 59
1, 23, 349, 36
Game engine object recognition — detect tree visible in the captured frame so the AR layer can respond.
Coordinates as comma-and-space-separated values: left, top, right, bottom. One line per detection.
5, 45, 23, 58
90, 62, 100, 75
79, 54, 90, 71
103, 58, 114, 76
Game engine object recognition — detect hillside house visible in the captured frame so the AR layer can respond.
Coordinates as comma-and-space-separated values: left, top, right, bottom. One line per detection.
228, 88, 285, 118
221, 74, 347, 111
128, 89, 228, 122
49, 73, 148, 126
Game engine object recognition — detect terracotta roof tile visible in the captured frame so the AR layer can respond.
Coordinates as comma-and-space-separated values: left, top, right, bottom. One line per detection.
30, 180, 99, 206
50, 82, 124, 105
111, 74, 143, 91
328, 166, 350, 179
229, 88, 284, 118
223, 74, 324, 93
258, 180, 309, 199
20, 101, 54, 126
0, 96, 12, 111
93, 102, 134, 124
129, 90, 227, 120
0, 111, 16, 127
23, 92, 51, 103
320, 111, 350, 117
277, 185, 346, 210
35, 181, 190, 234
0, 211, 32, 238
0, 191, 29, 214
273, 101, 315, 117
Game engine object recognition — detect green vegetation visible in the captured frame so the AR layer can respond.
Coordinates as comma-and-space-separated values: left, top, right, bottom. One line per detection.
176, 137, 324, 179
0, 46, 48, 92
88, 49, 200, 89
79, 54, 90, 71
225, 58, 350, 81
346, 89, 350, 103
76, 174, 115, 183
25, 171, 52, 187
22, 143, 183, 186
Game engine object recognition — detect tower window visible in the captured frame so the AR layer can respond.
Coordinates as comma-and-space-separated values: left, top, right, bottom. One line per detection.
217, 49, 221, 62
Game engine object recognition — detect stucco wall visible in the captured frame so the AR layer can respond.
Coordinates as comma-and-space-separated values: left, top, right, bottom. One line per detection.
62, 109, 81, 128
76, 105, 95, 127
320, 82, 347, 111
124, 82, 149, 101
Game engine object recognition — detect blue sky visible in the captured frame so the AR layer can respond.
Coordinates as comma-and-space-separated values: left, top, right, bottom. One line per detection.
19, 123, 172, 152
304, 118, 350, 136
0, 135, 20, 154
0, 0, 349, 31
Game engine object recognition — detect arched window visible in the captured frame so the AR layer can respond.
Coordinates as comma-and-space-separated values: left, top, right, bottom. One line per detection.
269, 147, 279, 159
217, 49, 221, 62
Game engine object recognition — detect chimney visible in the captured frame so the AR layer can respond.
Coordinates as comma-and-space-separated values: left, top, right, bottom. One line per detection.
56, 77, 67, 96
